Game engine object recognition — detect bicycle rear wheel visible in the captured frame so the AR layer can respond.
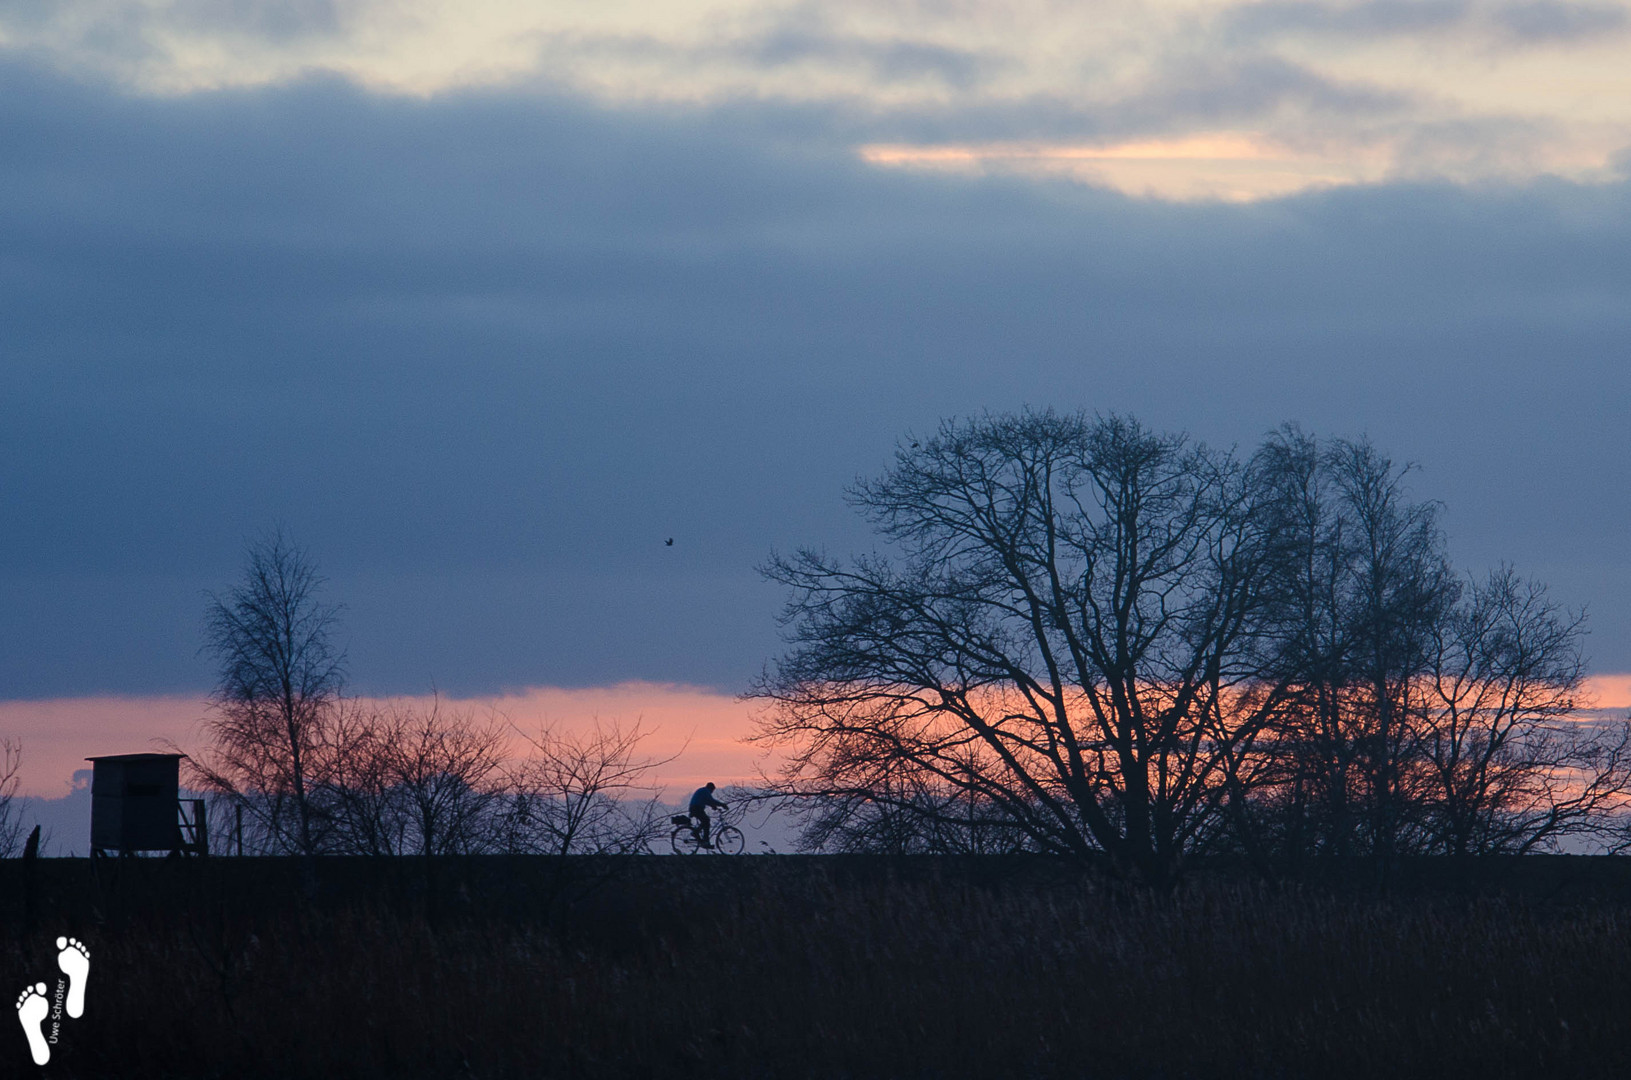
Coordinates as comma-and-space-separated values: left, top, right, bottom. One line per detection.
671, 825, 703, 854
713, 825, 745, 854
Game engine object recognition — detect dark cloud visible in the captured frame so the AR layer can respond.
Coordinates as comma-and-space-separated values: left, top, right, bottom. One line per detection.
0, 0, 343, 52
533, 23, 1002, 107
157, 0, 344, 42
2, 61, 1630, 699
1387, 113, 1573, 176
1224, 0, 1628, 45
1101, 54, 1413, 133
737, 27, 997, 90
1492, 0, 1628, 40
1225, 0, 1473, 40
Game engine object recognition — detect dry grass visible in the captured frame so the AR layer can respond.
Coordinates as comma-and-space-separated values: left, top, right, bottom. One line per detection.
4, 856, 1631, 1078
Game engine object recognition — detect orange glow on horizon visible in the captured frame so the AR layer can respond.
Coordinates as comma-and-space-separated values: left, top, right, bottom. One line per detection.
0, 683, 770, 800
860, 134, 1279, 165
1582, 675, 1631, 711
4, 673, 1626, 800
855, 133, 1394, 202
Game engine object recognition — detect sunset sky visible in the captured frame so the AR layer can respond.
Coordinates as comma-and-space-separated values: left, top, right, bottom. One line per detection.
3, 0, 1630, 801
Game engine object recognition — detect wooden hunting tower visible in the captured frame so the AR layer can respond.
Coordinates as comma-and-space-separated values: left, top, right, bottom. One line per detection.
86, 753, 208, 857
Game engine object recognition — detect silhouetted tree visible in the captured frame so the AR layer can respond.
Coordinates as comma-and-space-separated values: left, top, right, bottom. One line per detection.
1237, 432, 1631, 859
297, 696, 512, 857
754, 411, 1300, 883
379, 697, 508, 855
320, 697, 404, 855
0, 737, 26, 858
197, 530, 345, 856
1415, 567, 1631, 854
1245, 428, 1455, 858
758, 413, 1631, 873
500, 718, 672, 856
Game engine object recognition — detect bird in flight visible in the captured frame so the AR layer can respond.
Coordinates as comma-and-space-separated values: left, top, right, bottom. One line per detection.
665, 538, 674, 546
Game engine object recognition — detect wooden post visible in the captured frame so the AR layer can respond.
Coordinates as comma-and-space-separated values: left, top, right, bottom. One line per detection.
22, 824, 40, 933
193, 800, 209, 856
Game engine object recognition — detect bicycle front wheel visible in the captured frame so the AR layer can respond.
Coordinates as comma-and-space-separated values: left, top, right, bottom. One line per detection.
713, 825, 745, 855
671, 825, 702, 855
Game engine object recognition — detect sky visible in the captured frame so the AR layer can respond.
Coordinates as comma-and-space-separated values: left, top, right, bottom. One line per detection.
3, 0, 1631, 805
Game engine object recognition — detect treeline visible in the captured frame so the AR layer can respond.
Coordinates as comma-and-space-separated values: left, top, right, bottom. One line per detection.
193, 533, 669, 857
755, 412, 1631, 879
196, 697, 668, 857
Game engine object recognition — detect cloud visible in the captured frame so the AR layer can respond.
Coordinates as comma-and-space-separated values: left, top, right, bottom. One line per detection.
1224, 0, 1475, 41
847, 53, 1624, 200
860, 132, 1393, 203
1492, 0, 1629, 40
1140, 54, 1409, 119
730, 21, 999, 91
2, 0, 1630, 193
1223, 0, 1629, 45
1, 65, 1630, 702
162, 0, 345, 43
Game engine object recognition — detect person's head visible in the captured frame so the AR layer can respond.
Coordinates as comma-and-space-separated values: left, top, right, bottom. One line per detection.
705, 782, 716, 791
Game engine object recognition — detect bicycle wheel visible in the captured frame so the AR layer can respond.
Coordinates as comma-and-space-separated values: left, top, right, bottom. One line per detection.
670, 824, 702, 855
713, 825, 745, 855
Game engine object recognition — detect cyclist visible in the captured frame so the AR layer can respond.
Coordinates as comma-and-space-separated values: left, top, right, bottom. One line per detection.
687, 782, 728, 848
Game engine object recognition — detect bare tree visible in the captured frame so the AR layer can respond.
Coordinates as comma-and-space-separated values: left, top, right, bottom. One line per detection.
197, 530, 345, 856
380, 698, 508, 855
754, 411, 1299, 883
318, 706, 671, 858
313, 697, 512, 856
321, 697, 410, 856
1329, 438, 1456, 855
1416, 568, 1631, 853
1244, 428, 1455, 859
501, 718, 673, 856
759, 414, 1631, 873
0, 737, 26, 858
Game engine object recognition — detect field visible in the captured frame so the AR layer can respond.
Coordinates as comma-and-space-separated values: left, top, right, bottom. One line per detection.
5, 855, 1631, 1078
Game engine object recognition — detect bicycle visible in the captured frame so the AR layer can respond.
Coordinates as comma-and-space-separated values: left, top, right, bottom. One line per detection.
669, 810, 745, 854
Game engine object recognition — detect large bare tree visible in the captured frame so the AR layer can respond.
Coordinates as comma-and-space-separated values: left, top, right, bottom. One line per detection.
199, 530, 345, 856
755, 414, 1631, 874
754, 411, 1298, 883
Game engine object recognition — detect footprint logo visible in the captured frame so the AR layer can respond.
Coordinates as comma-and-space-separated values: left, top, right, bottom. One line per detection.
56, 937, 90, 1019
15, 983, 50, 1066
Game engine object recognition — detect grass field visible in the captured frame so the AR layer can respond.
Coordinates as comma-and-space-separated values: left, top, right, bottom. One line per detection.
5, 855, 1631, 1078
